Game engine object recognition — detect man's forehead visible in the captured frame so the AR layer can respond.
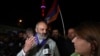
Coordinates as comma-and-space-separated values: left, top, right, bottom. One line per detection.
39, 23, 47, 26
69, 29, 75, 32
36, 21, 48, 30
38, 24, 47, 29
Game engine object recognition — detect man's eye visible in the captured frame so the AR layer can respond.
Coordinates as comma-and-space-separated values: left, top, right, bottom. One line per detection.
41, 29, 44, 31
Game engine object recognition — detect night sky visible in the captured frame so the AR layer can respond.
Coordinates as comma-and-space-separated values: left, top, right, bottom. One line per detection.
1, 0, 56, 27
0, 0, 100, 31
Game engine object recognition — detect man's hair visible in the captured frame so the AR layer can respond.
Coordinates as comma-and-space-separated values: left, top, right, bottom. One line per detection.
35, 21, 47, 29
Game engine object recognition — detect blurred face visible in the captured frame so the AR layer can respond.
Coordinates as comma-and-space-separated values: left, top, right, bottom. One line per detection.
72, 36, 92, 55
26, 31, 33, 38
52, 30, 59, 38
68, 28, 76, 39
23, 33, 27, 39
35, 22, 47, 38
19, 32, 23, 38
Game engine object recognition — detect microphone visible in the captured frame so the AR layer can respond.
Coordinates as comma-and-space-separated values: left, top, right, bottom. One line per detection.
43, 44, 50, 56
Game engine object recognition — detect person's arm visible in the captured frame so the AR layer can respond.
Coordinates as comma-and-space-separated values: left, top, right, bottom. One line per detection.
49, 40, 60, 56
17, 49, 26, 56
17, 36, 36, 56
54, 45, 60, 56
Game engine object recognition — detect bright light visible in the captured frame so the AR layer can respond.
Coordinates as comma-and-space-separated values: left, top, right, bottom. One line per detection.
41, 5, 46, 8
19, 19, 22, 23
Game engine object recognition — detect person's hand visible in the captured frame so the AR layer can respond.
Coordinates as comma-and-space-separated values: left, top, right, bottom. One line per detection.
23, 36, 36, 53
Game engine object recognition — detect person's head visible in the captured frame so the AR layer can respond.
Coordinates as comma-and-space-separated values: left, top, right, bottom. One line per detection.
25, 28, 34, 38
72, 22, 100, 56
18, 30, 27, 39
52, 29, 60, 38
68, 28, 76, 40
18, 31, 25, 38
35, 21, 48, 39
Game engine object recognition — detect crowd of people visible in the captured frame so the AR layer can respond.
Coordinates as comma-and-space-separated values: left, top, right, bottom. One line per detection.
0, 21, 100, 56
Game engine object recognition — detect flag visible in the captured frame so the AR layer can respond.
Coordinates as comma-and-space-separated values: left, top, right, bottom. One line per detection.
45, 0, 60, 24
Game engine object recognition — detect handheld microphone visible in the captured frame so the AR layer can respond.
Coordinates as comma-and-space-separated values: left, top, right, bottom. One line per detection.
43, 44, 50, 56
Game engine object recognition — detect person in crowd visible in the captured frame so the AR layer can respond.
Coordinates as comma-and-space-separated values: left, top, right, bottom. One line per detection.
67, 28, 77, 40
51, 28, 66, 56
64, 28, 76, 56
71, 22, 100, 56
25, 28, 34, 38
17, 21, 60, 56
16, 28, 34, 52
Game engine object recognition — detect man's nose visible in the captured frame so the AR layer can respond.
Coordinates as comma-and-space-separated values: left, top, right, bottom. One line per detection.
43, 30, 46, 33
72, 37, 77, 43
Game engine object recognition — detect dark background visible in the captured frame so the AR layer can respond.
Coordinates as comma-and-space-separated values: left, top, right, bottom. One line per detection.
0, 1, 100, 56
0, 0, 100, 31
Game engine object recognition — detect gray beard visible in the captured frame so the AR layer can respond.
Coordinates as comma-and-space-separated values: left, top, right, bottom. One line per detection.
37, 34, 47, 40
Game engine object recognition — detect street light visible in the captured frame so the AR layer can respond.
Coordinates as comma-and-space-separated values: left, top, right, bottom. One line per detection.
19, 19, 22, 23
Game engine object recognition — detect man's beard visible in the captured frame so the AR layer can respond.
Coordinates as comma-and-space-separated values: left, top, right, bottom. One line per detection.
38, 33, 47, 39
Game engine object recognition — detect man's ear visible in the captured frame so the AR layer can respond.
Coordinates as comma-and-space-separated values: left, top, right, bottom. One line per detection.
92, 40, 98, 51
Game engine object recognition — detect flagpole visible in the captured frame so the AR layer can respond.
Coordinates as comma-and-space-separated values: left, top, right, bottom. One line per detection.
59, 8, 66, 37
